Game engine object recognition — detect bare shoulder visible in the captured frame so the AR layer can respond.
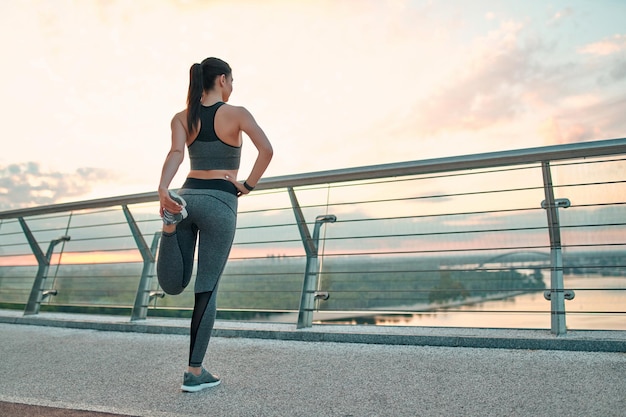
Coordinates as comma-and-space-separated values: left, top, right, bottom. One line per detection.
171, 109, 187, 125
221, 103, 253, 118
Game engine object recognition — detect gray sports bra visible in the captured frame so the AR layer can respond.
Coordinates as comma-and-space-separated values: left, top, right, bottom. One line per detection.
188, 102, 241, 170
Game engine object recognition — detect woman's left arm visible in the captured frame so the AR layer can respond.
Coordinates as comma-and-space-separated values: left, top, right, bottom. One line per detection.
238, 107, 273, 194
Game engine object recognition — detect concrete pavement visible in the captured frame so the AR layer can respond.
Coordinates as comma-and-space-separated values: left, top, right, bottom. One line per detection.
0, 316, 625, 416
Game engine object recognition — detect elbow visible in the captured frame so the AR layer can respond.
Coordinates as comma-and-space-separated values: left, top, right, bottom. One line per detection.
168, 149, 185, 163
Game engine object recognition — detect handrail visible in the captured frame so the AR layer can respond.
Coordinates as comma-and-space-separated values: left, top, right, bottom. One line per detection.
1, 137, 624, 220
1, 137, 625, 332
267, 137, 626, 187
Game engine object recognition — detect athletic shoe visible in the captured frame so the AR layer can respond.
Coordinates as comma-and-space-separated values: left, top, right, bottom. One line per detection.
162, 191, 188, 225
181, 368, 221, 392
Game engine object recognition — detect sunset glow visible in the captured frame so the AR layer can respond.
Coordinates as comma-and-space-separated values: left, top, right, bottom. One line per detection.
1, 250, 142, 267
0, 0, 625, 210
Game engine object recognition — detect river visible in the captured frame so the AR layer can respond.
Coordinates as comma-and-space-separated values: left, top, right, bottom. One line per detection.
343, 275, 626, 330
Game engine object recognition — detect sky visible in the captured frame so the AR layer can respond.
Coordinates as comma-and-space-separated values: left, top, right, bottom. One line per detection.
1, 0, 625, 210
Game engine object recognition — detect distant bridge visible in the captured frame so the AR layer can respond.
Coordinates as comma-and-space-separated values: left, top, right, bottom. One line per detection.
476, 251, 550, 269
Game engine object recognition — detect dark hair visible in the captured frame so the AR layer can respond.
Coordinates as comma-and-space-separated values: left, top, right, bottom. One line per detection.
186, 57, 232, 133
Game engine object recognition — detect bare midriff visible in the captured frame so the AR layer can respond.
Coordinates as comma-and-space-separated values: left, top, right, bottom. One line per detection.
188, 169, 239, 181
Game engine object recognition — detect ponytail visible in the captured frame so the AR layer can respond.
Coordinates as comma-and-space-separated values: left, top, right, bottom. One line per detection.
186, 63, 203, 133
185, 57, 232, 134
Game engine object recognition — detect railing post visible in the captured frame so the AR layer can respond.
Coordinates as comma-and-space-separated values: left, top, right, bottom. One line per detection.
122, 205, 161, 321
288, 187, 336, 328
540, 161, 572, 335
19, 217, 70, 315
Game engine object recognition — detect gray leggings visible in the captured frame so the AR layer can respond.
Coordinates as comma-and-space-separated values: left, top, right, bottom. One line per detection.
157, 184, 237, 367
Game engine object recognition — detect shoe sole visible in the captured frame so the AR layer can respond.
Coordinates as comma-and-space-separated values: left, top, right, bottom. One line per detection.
169, 191, 187, 207
181, 380, 221, 392
162, 209, 187, 225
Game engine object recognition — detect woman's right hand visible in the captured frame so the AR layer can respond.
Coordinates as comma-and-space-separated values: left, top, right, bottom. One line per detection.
158, 188, 183, 217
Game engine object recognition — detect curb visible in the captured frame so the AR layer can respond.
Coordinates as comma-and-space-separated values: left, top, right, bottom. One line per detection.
1, 314, 624, 353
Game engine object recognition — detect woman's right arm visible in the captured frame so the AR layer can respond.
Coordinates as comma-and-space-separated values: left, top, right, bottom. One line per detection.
158, 114, 187, 215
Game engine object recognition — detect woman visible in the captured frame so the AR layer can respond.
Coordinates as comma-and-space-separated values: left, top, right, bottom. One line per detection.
156, 57, 273, 392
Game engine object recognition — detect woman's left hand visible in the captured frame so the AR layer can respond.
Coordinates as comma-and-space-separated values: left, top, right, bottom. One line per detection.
224, 175, 249, 197
233, 181, 250, 197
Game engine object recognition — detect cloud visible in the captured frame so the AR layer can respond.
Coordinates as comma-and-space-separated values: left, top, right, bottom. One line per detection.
538, 117, 598, 146
367, 19, 626, 152
384, 20, 543, 136
585, 36, 626, 84
609, 59, 626, 82
2, 0, 625, 202
578, 34, 626, 56
538, 95, 626, 145
547, 7, 574, 26
0, 162, 118, 210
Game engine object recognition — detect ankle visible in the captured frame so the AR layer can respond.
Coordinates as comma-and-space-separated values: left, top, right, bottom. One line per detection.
162, 224, 176, 234
188, 366, 202, 376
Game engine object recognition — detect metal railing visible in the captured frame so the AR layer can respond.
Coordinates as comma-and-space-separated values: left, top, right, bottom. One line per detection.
1, 138, 625, 334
